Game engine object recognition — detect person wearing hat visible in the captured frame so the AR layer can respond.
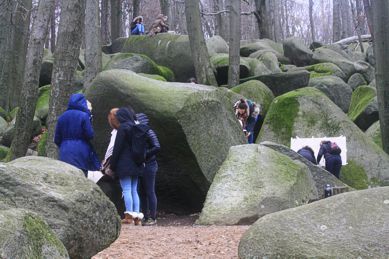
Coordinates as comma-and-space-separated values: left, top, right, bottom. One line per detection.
131, 16, 145, 35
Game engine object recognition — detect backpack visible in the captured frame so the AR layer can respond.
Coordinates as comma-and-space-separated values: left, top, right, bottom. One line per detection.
130, 123, 150, 166
246, 100, 261, 118
330, 142, 341, 155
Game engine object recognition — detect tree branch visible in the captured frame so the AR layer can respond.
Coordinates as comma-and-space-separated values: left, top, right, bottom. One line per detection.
200, 10, 254, 16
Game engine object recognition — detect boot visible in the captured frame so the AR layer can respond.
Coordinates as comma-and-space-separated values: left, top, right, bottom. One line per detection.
121, 212, 133, 224
133, 212, 144, 226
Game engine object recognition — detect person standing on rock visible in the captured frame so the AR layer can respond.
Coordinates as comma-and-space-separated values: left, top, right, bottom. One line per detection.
297, 146, 317, 164
136, 113, 161, 226
109, 107, 147, 225
54, 93, 100, 177
234, 99, 261, 144
317, 140, 342, 178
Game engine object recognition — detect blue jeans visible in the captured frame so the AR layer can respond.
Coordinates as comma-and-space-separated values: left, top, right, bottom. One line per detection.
141, 161, 158, 220
120, 176, 140, 213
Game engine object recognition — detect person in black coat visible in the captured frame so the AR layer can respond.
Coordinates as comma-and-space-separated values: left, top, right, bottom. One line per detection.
110, 107, 145, 225
297, 146, 317, 165
317, 140, 342, 178
136, 113, 160, 226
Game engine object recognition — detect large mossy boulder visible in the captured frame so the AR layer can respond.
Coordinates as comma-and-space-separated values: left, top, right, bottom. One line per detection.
348, 73, 367, 90
303, 62, 347, 81
241, 71, 310, 97
39, 51, 54, 87
366, 121, 382, 148
121, 34, 227, 82
308, 75, 352, 113
313, 47, 356, 79
241, 39, 284, 58
85, 69, 246, 208
256, 51, 281, 73
231, 80, 274, 116
283, 37, 314, 66
261, 141, 350, 198
0, 208, 69, 259
239, 187, 389, 259
197, 144, 318, 225
103, 53, 174, 81
0, 157, 120, 259
348, 85, 378, 131
35, 85, 51, 123
257, 87, 389, 188
210, 54, 251, 85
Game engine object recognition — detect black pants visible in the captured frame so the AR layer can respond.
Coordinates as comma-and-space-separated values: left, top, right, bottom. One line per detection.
140, 161, 158, 220
325, 155, 342, 179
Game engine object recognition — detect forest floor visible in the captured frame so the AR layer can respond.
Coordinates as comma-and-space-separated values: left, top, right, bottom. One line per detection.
92, 213, 249, 259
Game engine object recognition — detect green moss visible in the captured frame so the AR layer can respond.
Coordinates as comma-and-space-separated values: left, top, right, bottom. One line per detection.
310, 71, 332, 79
305, 63, 336, 74
38, 131, 48, 157
35, 85, 51, 122
138, 73, 167, 81
0, 106, 11, 121
0, 145, 9, 161
157, 65, 175, 81
340, 160, 369, 189
348, 85, 376, 121
23, 214, 68, 258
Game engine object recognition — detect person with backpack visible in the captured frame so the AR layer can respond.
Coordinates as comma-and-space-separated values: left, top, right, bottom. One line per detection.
297, 146, 317, 164
54, 93, 100, 177
130, 16, 145, 35
136, 113, 160, 226
317, 140, 342, 178
233, 99, 261, 144
109, 107, 149, 225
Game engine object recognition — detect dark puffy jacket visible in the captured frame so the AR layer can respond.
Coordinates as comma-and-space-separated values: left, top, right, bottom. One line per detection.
110, 108, 145, 179
54, 93, 100, 171
317, 141, 342, 164
297, 147, 317, 164
136, 113, 161, 163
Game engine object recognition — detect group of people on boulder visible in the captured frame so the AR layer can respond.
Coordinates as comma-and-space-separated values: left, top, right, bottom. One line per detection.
297, 141, 342, 179
55, 94, 160, 226
130, 14, 169, 36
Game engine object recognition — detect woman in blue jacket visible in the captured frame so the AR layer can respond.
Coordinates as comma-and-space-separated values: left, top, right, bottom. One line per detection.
54, 93, 100, 176
130, 16, 145, 35
136, 113, 160, 226
110, 107, 146, 225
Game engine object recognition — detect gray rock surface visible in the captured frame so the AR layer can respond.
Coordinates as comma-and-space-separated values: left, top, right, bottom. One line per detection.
283, 37, 314, 66
0, 157, 120, 259
348, 73, 367, 90
197, 144, 318, 225
239, 187, 389, 259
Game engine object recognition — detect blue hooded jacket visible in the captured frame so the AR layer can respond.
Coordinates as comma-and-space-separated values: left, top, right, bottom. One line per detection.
54, 93, 100, 171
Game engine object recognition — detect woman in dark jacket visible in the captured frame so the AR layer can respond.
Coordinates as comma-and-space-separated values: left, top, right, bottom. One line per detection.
317, 140, 342, 178
136, 113, 160, 226
297, 146, 317, 164
54, 93, 100, 176
110, 107, 145, 225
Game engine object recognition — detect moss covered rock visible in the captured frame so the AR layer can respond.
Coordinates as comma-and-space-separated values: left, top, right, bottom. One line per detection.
257, 51, 281, 73
304, 62, 347, 81
348, 73, 367, 90
241, 39, 284, 57
0, 116, 7, 136
0, 145, 9, 161
0, 208, 69, 259
0, 157, 120, 259
85, 69, 246, 208
0, 116, 42, 147
308, 75, 352, 112
211, 54, 251, 85
283, 37, 314, 66
231, 80, 274, 116
35, 85, 51, 123
239, 187, 389, 258
37, 131, 48, 156
197, 144, 317, 225
241, 70, 310, 97
0, 106, 11, 122
121, 34, 225, 82
138, 73, 167, 81
348, 85, 378, 131
366, 121, 382, 148
257, 87, 389, 187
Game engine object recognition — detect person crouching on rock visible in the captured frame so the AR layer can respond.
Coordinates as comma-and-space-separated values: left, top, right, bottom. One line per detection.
54, 93, 100, 177
109, 107, 145, 225
297, 146, 317, 164
234, 99, 260, 144
317, 140, 342, 178
130, 16, 145, 35
136, 113, 160, 226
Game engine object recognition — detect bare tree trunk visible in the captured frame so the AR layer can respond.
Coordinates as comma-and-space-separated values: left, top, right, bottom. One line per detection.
284, 0, 290, 37
0, 0, 32, 111
309, 0, 315, 42
363, 0, 374, 39
340, 0, 353, 38
101, 0, 111, 44
356, 0, 367, 34
372, 0, 389, 153
184, 0, 217, 86
110, 0, 121, 41
8, 0, 56, 160
254, 0, 273, 39
133, 0, 140, 17
160, 0, 172, 24
46, 0, 86, 159
228, 0, 240, 87
350, 0, 364, 52
333, 0, 342, 42
84, 0, 102, 89
50, 4, 56, 53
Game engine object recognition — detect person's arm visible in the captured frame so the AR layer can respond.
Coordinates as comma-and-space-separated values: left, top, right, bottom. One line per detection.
54, 122, 62, 147
82, 115, 94, 140
109, 127, 126, 171
146, 129, 160, 159
317, 146, 324, 164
